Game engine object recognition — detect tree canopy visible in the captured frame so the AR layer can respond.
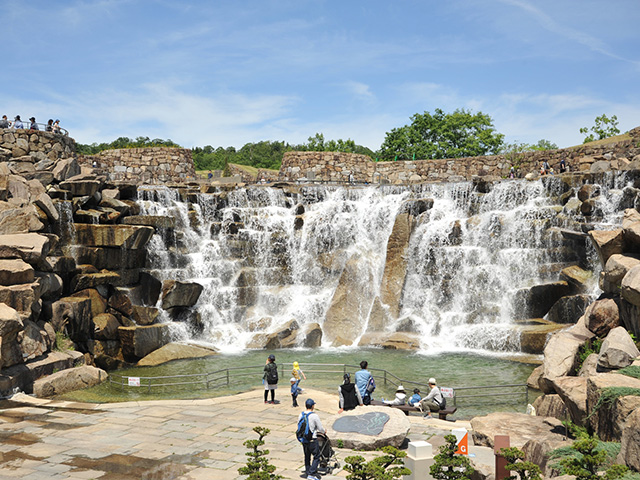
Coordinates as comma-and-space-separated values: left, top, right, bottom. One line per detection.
77, 136, 181, 155
580, 114, 620, 143
378, 108, 505, 161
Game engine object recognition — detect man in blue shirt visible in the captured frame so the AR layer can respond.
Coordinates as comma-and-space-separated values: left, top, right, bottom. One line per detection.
354, 360, 372, 405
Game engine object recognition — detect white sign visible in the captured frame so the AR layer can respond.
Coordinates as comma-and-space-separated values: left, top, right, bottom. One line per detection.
441, 387, 454, 398
128, 377, 141, 387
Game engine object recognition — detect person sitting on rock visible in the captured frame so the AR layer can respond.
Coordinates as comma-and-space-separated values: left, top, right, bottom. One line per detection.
53, 119, 61, 134
338, 373, 363, 413
383, 385, 407, 405
355, 360, 373, 405
46, 119, 54, 132
419, 378, 444, 419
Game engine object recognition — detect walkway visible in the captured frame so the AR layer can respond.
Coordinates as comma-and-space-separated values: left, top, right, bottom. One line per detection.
0, 388, 477, 480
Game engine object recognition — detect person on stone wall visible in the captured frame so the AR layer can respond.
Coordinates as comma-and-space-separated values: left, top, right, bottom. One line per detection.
13, 115, 24, 129
29, 117, 39, 130
46, 119, 54, 132
53, 119, 61, 134
559, 157, 567, 173
0, 115, 9, 128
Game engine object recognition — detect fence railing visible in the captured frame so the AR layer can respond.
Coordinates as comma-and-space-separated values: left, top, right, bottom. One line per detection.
1, 122, 69, 135
108, 362, 529, 406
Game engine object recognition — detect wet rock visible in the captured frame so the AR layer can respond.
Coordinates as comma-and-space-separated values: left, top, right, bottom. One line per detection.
559, 265, 592, 290
546, 294, 591, 325
122, 215, 176, 229
108, 288, 134, 317
264, 319, 300, 349
128, 272, 162, 306
73, 224, 154, 249
70, 288, 107, 317
137, 342, 217, 367
518, 321, 566, 354
380, 332, 421, 350
514, 281, 573, 318
35, 272, 63, 301
597, 326, 640, 370
578, 184, 601, 201
33, 365, 107, 398
132, 305, 160, 326
527, 365, 543, 390
0, 233, 50, 265
71, 271, 122, 292
51, 297, 93, 346
93, 313, 121, 341
161, 280, 203, 309
118, 324, 171, 361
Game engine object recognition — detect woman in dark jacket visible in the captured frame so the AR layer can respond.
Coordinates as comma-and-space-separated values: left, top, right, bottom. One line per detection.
263, 354, 278, 404
338, 373, 363, 413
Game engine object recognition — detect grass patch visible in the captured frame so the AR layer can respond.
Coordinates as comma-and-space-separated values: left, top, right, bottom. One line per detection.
588, 387, 640, 419
567, 132, 632, 148
54, 331, 75, 352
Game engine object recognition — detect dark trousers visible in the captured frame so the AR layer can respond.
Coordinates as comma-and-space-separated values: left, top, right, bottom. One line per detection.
302, 439, 320, 475
292, 393, 299, 406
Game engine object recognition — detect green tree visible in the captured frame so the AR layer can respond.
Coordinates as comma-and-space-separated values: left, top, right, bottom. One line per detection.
237, 426, 282, 480
560, 434, 627, 480
430, 434, 475, 480
378, 108, 504, 161
343, 446, 411, 480
580, 114, 620, 143
500, 447, 542, 480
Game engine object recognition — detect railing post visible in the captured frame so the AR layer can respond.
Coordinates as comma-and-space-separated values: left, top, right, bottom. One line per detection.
148, 379, 151, 394
384, 370, 387, 387
525, 386, 529, 405
227, 369, 230, 386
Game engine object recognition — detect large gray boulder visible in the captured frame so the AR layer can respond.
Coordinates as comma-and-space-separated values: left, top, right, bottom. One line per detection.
546, 294, 591, 324
621, 264, 640, 306
161, 280, 204, 310
597, 326, 640, 369
33, 365, 107, 397
0, 258, 34, 285
0, 233, 50, 266
118, 324, 171, 360
17, 319, 50, 361
514, 281, 573, 318
551, 376, 588, 425
532, 394, 567, 420
539, 319, 594, 393
617, 407, 640, 471
137, 342, 217, 367
325, 406, 410, 450
73, 224, 154, 249
471, 412, 567, 450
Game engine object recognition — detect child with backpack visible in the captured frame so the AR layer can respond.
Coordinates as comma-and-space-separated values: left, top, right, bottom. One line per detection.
291, 377, 302, 407
263, 354, 278, 404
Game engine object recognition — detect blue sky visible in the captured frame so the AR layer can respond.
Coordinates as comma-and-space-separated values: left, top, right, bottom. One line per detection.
2, 0, 639, 151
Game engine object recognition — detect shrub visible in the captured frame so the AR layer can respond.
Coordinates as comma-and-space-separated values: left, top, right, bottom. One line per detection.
549, 433, 627, 480
500, 447, 542, 480
237, 426, 282, 480
344, 446, 410, 480
430, 434, 475, 480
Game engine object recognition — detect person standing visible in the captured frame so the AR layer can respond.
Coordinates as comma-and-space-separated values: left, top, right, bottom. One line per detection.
299, 398, 325, 480
559, 157, 567, 173
46, 119, 54, 132
338, 373, 363, 413
263, 354, 278, 404
420, 378, 444, 419
0, 115, 9, 128
29, 117, 39, 130
13, 115, 23, 129
354, 360, 373, 405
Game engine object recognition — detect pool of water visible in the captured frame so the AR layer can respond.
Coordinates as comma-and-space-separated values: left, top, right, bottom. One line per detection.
61, 349, 539, 419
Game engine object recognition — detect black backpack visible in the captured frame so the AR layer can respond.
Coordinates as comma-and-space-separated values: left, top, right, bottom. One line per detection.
296, 412, 314, 443
266, 363, 278, 384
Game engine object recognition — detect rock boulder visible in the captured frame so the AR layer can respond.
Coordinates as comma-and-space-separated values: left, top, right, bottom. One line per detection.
33, 365, 107, 397
597, 326, 640, 369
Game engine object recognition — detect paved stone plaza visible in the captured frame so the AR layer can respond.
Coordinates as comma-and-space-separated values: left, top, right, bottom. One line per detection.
0, 388, 474, 479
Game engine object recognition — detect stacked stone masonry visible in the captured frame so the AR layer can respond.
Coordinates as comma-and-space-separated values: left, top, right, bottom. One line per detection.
1, 128, 75, 162
80, 147, 197, 184
279, 127, 640, 184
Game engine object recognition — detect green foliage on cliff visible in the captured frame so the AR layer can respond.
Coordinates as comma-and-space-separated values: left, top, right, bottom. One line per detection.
589, 387, 640, 418
549, 434, 627, 480
77, 136, 181, 155
580, 114, 620, 144
378, 108, 505, 161
499, 447, 542, 480
618, 365, 640, 379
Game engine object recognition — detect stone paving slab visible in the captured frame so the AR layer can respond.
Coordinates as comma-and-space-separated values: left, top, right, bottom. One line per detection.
0, 388, 479, 479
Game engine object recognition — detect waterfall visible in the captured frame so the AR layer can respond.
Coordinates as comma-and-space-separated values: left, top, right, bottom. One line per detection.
137, 175, 628, 353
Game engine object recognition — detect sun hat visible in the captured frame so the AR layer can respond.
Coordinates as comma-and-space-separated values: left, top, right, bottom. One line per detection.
428, 378, 437, 385
396, 385, 405, 392
305, 398, 315, 408
290, 377, 296, 383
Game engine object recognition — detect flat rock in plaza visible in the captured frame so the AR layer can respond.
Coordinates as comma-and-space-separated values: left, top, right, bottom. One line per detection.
325, 405, 410, 450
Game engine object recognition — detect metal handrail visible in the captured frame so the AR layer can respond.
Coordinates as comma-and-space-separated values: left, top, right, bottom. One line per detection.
107, 362, 529, 406
1, 122, 69, 135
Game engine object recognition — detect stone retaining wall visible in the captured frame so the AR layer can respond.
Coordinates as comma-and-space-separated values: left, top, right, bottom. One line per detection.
0, 128, 76, 162
279, 127, 640, 184
80, 147, 196, 184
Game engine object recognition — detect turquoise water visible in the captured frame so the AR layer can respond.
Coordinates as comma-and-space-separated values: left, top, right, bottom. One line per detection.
62, 349, 538, 418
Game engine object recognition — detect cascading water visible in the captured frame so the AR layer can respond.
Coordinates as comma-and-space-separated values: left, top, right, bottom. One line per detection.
136, 174, 631, 354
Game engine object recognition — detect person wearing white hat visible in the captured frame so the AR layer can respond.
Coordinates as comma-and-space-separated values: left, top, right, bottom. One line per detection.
382, 385, 407, 405
420, 378, 444, 419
